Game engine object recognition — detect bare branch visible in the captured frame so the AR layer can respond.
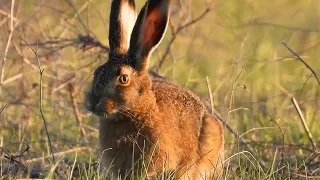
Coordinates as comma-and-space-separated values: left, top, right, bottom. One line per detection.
157, 5, 211, 72
0, 104, 7, 115
0, 22, 17, 88
292, 97, 317, 150
277, 83, 317, 150
281, 41, 320, 85
19, 38, 55, 163
299, 74, 313, 96
68, 83, 87, 142
205, 76, 214, 113
26, 146, 93, 164
269, 114, 285, 170
222, 20, 320, 33
212, 110, 267, 168
64, 0, 89, 35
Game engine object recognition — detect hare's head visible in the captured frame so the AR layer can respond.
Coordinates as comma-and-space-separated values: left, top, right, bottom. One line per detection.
85, 0, 169, 117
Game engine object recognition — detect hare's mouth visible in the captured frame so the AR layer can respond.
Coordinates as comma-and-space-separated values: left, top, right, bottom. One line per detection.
94, 111, 132, 124
94, 109, 118, 118
94, 112, 109, 118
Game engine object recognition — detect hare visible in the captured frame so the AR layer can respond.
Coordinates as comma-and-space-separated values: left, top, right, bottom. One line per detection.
85, 0, 224, 179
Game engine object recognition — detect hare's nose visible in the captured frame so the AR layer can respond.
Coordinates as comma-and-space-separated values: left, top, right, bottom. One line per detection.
85, 98, 95, 111
85, 96, 102, 112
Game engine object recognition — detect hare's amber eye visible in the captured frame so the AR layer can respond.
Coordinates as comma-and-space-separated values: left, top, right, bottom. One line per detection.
119, 74, 130, 84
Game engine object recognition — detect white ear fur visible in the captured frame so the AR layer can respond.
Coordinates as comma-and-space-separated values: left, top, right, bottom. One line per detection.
118, 1, 137, 54
109, 0, 137, 54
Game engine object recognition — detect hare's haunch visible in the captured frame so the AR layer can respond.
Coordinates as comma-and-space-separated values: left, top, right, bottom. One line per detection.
85, 0, 224, 179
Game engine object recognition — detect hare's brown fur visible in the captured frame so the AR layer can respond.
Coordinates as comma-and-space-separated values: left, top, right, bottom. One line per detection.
85, 0, 224, 179
97, 74, 224, 179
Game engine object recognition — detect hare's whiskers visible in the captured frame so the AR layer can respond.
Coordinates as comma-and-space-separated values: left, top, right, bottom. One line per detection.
117, 106, 135, 120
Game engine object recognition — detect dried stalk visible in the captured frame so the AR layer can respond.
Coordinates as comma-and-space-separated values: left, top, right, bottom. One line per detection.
205, 77, 267, 167
20, 38, 55, 163
0, 104, 7, 115
68, 83, 87, 142
205, 76, 214, 113
281, 41, 320, 85
0, 0, 18, 88
277, 83, 317, 150
291, 97, 317, 150
269, 114, 285, 171
157, 5, 211, 72
26, 146, 92, 164
213, 111, 267, 167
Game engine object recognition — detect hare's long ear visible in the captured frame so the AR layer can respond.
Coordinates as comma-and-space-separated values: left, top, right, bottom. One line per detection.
109, 0, 136, 54
128, 0, 169, 72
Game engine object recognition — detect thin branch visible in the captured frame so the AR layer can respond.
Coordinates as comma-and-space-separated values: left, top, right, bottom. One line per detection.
24, 35, 109, 56
0, 9, 18, 22
277, 83, 317, 150
205, 76, 214, 113
269, 114, 285, 170
3, 144, 30, 163
0, 0, 17, 86
10, 0, 15, 30
157, 6, 211, 72
26, 147, 93, 164
227, 107, 250, 114
212, 110, 267, 167
299, 74, 313, 96
0, 104, 7, 115
281, 41, 320, 85
291, 97, 317, 150
68, 83, 87, 142
64, 0, 89, 35
227, 21, 320, 33
0, 22, 17, 88
20, 38, 55, 163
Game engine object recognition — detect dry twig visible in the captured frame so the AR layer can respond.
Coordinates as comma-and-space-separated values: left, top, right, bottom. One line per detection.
269, 114, 285, 171
277, 83, 317, 150
212, 111, 267, 167
26, 147, 93, 164
157, 4, 211, 72
68, 83, 87, 142
281, 41, 320, 85
20, 38, 55, 163
0, 104, 7, 115
291, 98, 317, 150
0, 0, 18, 88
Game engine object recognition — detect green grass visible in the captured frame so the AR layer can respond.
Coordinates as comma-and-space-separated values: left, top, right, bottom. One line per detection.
0, 0, 319, 179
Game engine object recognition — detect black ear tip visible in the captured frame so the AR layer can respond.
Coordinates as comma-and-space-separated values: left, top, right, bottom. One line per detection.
148, 0, 170, 7
127, 0, 135, 8
147, 0, 170, 16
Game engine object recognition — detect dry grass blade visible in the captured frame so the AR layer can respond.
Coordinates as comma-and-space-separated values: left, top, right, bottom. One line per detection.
206, 76, 214, 113
291, 97, 317, 150
269, 114, 285, 170
277, 83, 317, 150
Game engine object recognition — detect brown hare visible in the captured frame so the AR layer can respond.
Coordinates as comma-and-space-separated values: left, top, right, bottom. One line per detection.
85, 0, 224, 179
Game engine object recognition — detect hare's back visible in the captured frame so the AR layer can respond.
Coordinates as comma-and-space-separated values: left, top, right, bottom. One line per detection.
152, 79, 207, 121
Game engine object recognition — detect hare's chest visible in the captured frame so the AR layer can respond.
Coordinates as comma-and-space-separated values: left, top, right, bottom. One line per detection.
99, 119, 152, 177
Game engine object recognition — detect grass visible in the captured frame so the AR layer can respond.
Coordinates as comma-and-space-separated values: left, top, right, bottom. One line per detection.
0, 0, 319, 179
